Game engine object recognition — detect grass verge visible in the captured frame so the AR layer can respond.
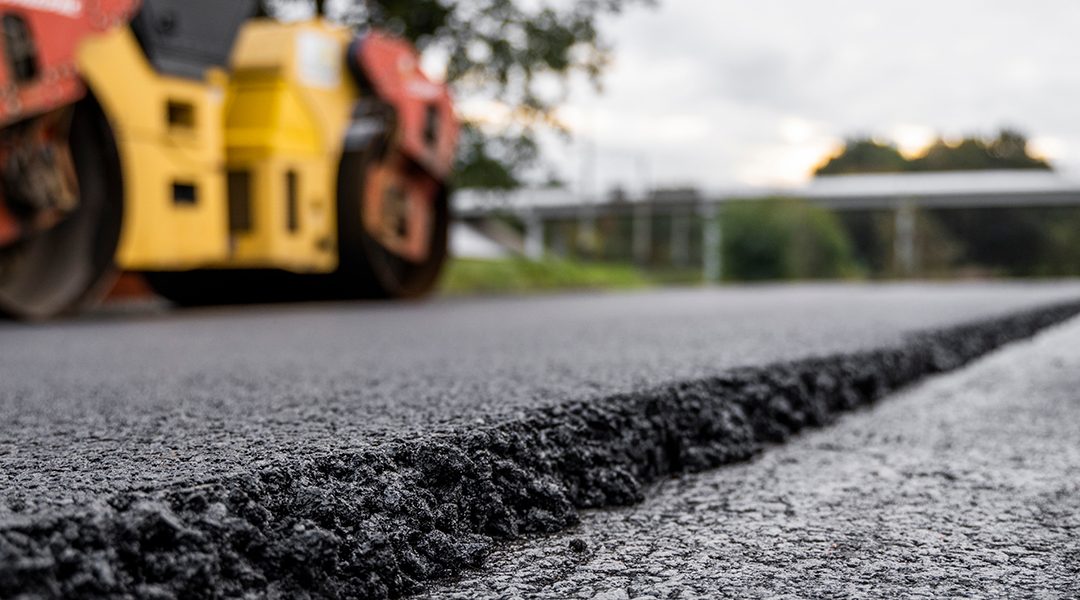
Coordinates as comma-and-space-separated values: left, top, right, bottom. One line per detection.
439, 258, 652, 295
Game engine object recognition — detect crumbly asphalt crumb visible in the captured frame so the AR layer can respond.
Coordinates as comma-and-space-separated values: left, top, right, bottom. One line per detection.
432, 315, 1080, 599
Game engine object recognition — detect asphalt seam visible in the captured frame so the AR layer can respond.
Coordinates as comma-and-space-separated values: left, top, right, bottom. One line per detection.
2, 302, 1079, 599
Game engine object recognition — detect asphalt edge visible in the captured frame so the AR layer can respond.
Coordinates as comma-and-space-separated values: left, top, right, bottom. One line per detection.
3, 302, 1079, 599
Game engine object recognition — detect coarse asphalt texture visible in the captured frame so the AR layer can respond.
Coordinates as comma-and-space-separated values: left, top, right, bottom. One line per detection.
2, 283, 1080, 597
432, 312, 1080, 599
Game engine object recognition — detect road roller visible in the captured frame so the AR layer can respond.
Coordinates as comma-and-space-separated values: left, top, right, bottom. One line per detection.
0, 0, 458, 319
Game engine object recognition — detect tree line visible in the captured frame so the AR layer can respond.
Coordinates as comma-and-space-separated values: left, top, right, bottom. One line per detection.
815, 129, 1050, 176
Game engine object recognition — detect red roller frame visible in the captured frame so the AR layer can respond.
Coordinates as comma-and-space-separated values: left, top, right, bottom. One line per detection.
0, 0, 140, 128
353, 30, 459, 181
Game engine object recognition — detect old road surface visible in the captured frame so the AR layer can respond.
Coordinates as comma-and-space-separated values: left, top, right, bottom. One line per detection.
434, 300, 1080, 599
2, 283, 1080, 598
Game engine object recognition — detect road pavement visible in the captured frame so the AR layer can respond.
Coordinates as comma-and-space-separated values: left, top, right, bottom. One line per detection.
2, 283, 1080, 597
4, 283, 1080, 514
432, 314, 1080, 599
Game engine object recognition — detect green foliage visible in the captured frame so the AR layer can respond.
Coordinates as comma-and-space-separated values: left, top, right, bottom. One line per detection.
932, 207, 1080, 278
419, 0, 650, 189
452, 122, 539, 190
1035, 210, 1080, 277
837, 206, 1080, 280
815, 129, 1051, 176
815, 138, 909, 176
440, 257, 650, 294
722, 198, 860, 281
910, 129, 1050, 171
355, 0, 646, 106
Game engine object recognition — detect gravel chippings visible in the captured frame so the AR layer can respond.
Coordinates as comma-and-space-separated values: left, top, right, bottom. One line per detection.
433, 316, 1080, 599
1, 294, 1079, 598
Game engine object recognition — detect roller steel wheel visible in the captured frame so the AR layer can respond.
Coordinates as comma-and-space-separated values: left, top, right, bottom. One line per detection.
336, 147, 449, 299
0, 98, 122, 320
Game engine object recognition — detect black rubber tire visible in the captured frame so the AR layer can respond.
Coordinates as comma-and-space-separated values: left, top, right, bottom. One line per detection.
0, 97, 122, 320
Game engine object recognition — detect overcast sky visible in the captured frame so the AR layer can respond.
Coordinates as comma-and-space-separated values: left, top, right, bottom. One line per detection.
527, 0, 1080, 195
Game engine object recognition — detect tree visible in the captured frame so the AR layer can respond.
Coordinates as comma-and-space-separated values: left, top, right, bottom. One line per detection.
815, 129, 1051, 176
815, 138, 908, 176
452, 123, 539, 190
910, 129, 1050, 171
268, 0, 652, 189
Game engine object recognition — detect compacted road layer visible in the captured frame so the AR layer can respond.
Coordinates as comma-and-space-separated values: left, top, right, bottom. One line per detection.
2, 283, 1080, 597
4, 283, 1080, 513
432, 314, 1080, 599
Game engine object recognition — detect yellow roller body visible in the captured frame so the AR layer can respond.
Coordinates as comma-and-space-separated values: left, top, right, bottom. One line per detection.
76, 27, 230, 270
75, 19, 358, 273
221, 20, 357, 272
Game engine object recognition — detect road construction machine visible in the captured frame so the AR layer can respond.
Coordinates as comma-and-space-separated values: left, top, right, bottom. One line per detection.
0, 0, 458, 319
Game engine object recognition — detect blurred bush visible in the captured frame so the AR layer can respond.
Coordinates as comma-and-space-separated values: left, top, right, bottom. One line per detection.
838, 207, 1080, 279
722, 198, 860, 281
933, 207, 1080, 277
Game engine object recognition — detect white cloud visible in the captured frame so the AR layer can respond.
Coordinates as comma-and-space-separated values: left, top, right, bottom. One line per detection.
534, 0, 1080, 190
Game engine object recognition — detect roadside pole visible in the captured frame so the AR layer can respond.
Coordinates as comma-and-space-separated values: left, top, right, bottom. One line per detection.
671, 210, 689, 266
633, 201, 652, 265
524, 211, 544, 260
702, 201, 722, 284
894, 200, 918, 276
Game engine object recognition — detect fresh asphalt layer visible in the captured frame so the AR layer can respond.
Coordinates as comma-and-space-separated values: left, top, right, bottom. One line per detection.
2, 283, 1080, 597
432, 313, 1080, 599
4, 283, 1080, 513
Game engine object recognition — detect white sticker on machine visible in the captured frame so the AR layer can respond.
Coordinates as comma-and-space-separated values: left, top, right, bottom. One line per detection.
297, 31, 342, 90
3, 0, 82, 17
